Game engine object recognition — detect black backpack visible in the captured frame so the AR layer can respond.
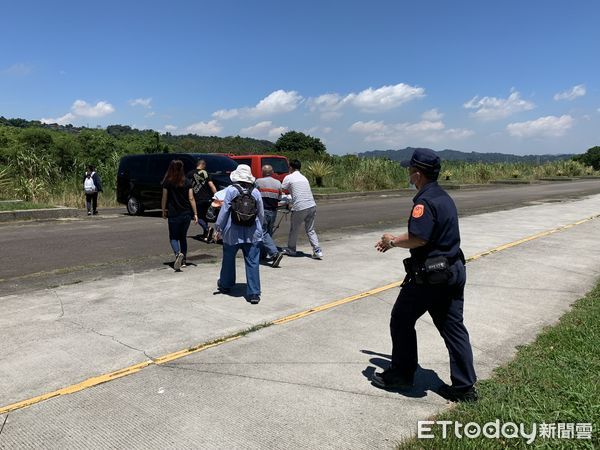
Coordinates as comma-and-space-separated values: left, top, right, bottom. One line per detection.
231, 184, 257, 226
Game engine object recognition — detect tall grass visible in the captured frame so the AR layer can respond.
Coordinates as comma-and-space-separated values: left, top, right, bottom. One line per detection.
1, 152, 599, 207
1, 147, 121, 207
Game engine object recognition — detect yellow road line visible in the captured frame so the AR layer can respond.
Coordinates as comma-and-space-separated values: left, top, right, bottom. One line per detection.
1, 214, 598, 416
467, 214, 600, 262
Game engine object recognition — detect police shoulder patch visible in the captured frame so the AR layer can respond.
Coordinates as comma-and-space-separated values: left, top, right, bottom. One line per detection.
412, 204, 425, 218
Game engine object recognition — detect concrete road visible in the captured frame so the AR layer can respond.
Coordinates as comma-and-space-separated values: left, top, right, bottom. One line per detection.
0, 194, 599, 448
1, 180, 600, 296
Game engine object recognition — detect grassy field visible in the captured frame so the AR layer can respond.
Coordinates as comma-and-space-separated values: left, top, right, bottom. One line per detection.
1, 154, 599, 208
398, 282, 600, 449
0, 200, 54, 211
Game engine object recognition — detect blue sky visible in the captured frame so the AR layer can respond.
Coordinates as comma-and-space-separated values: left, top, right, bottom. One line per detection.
1, 0, 598, 155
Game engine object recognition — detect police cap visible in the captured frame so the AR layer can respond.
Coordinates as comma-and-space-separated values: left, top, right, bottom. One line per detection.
400, 148, 441, 177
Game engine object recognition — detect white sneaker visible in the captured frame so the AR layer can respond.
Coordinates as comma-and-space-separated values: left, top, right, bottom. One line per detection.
174, 252, 184, 271
312, 248, 323, 259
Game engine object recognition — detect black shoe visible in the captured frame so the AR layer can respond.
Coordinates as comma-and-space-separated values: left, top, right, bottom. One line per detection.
271, 252, 283, 268
87, 211, 92, 216
371, 369, 413, 390
217, 280, 231, 294
248, 294, 260, 304
438, 384, 478, 402
93, 210, 99, 215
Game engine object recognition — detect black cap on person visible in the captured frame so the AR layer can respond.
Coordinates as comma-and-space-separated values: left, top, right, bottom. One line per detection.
400, 148, 441, 177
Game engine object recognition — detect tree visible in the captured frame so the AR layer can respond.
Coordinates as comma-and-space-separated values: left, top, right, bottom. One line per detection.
18, 128, 53, 150
573, 146, 600, 170
275, 131, 327, 155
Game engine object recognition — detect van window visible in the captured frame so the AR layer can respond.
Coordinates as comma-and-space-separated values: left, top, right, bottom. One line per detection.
234, 158, 252, 168
121, 156, 146, 175
201, 155, 238, 174
261, 157, 289, 174
147, 155, 173, 179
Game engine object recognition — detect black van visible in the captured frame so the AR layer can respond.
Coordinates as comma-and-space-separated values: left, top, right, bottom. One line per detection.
117, 153, 238, 215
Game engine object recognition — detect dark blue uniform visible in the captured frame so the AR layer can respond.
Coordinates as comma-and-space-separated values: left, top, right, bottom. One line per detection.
390, 181, 477, 390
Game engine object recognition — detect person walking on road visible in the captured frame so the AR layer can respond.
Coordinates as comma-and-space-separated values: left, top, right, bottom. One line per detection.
161, 160, 198, 271
187, 158, 217, 242
372, 148, 477, 402
83, 165, 102, 216
215, 164, 264, 304
256, 164, 283, 268
281, 159, 322, 259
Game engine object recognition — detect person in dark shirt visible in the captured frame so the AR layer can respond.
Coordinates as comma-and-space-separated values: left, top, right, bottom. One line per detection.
82, 165, 103, 215
187, 159, 217, 242
372, 148, 477, 403
161, 160, 198, 271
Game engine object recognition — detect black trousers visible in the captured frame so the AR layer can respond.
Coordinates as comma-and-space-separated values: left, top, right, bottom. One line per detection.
390, 262, 476, 390
85, 192, 98, 213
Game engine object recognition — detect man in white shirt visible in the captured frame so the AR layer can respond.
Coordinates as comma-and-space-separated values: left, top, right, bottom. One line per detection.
281, 159, 323, 259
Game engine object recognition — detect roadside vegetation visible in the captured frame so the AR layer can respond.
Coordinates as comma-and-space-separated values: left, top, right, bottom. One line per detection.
398, 281, 600, 449
0, 117, 599, 208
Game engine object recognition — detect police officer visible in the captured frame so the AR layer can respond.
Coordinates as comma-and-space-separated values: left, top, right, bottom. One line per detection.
372, 148, 477, 402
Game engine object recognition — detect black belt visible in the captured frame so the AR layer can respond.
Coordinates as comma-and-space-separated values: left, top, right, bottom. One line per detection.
401, 249, 465, 287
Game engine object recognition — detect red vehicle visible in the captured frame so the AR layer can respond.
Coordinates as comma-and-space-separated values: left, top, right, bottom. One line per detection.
229, 154, 290, 182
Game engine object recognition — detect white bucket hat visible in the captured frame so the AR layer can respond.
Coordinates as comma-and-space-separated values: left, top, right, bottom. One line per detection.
230, 164, 255, 184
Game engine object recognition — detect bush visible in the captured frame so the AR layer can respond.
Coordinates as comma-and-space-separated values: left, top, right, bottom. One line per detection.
306, 160, 334, 187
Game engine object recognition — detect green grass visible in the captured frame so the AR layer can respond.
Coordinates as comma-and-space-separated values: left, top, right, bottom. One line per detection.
0, 201, 54, 211
399, 282, 600, 450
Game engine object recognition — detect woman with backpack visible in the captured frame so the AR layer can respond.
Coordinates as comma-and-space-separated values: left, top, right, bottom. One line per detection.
83, 165, 103, 216
214, 164, 264, 304
161, 160, 198, 271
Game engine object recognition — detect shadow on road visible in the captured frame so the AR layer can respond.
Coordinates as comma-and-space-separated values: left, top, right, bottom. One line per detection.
361, 349, 444, 398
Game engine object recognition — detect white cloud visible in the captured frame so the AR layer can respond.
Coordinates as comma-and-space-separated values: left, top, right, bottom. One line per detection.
268, 126, 288, 139
40, 99, 115, 125
213, 90, 303, 120
506, 115, 573, 138
40, 113, 76, 126
464, 90, 534, 120
164, 124, 177, 131
254, 90, 302, 115
349, 118, 474, 145
307, 93, 343, 112
349, 120, 387, 134
129, 97, 153, 108
345, 83, 425, 112
307, 83, 425, 116
212, 108, 240, 120
145, 111, 156, 118
240, 121, 288, 139
553, 84, 586, 101
421, 108, 444, 121
1, 63, 32, 76
71, 100, 115, 118
185, 120, 223, 135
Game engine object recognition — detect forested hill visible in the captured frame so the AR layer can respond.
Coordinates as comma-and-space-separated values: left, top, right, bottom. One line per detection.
0, 117, 275, 154
358, 147, 574, 163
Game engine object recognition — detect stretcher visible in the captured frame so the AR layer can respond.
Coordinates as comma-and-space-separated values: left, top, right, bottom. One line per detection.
206, 189, 291, 237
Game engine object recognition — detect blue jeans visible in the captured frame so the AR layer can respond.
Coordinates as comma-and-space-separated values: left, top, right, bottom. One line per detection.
196, 200, 211, 234
168, 213, 191, 256
261, 209, 279, 257
219, 242, 261, 297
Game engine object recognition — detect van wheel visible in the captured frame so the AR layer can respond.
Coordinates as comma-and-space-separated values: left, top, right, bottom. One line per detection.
127, 196, 144, 215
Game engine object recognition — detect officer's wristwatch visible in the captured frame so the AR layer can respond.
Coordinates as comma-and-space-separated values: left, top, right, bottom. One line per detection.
389, 238, 395, 248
